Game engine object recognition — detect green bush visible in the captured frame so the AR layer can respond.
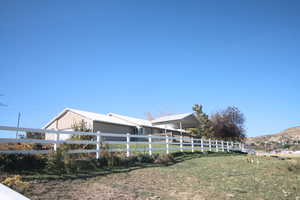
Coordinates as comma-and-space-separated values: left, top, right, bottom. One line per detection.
95, 154, 156, 168
0, 150, 205, 174
136, 154, 154, 163
69, 159, 99, 172
46, 149, 67, 174
107, 155, 121, 167
171, 152, 185, 157
119, 156, 137, 167
98, 156, 108, 167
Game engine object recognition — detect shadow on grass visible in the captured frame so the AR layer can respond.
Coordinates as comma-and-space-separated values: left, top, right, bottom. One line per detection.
17, 151, 244, 182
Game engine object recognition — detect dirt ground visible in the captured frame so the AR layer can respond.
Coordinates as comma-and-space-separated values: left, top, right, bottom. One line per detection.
24, 154, 300, 200
27, 167, 221, 200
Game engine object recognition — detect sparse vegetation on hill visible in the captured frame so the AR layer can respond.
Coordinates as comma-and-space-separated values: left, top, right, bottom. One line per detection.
248, 126, 300, 144
247, 126, 300, 152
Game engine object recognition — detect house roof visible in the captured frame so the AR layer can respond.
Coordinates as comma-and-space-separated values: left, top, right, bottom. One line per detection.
151, 113, 194, 123
107, 113, 188, 132
43, 108, 190, 133
107, 113, 153, 127
43, 108, 137, 129
107, 113, 186, 132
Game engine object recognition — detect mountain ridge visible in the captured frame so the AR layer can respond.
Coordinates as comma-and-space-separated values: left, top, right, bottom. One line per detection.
247, 126, 300, 143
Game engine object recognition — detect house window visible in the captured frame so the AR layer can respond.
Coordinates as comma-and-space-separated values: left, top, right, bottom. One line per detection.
138, 127, 143, 135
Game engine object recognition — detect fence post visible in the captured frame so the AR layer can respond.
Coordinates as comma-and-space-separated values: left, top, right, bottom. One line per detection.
191, 137, 194, 153
148, 134, 152, 156
231, 141, 234, 150
227, 141, 229, 152
221, 140, 224, 152
166, 135, 169, 154
216, 140, 218, 152
201, 138, 204, 152
180, 135, 183, 152
96, 131, 101, 159
209, 138, 211, 151
54, 132, 60, 152
126, 133, 130, 157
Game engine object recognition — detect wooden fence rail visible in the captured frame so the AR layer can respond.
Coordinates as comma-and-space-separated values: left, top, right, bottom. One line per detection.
0, 126, 245, 157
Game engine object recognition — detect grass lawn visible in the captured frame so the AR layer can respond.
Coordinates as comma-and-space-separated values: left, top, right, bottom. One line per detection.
107, 143, 198, 155
5, 152, 300, 200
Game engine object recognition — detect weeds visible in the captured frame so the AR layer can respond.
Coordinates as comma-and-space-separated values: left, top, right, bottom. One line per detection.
1, 150, 244, 176
1, 175, 30, 193
287, 160, 300, 173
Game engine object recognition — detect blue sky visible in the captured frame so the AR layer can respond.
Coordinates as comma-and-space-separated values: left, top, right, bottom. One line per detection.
0, 0, 300, 137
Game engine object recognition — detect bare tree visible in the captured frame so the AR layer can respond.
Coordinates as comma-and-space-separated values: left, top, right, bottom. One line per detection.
145, 112, 154, 120
210, 106, 246, 141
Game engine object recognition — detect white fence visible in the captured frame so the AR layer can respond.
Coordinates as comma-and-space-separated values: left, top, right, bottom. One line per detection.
0, 183, 30, 200
0, 126, 245, 158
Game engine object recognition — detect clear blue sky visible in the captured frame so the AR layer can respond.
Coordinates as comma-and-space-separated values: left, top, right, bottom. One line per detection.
1, 0, 300, 137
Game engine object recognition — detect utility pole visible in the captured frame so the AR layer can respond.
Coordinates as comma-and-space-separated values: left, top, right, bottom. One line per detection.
16, 112, 21, 139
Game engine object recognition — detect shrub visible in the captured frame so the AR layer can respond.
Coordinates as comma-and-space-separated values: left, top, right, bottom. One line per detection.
70, 159, 99, 171
283, 144, 291, 149
154, 154, 175, 165
26, 132, 44, 140
136, 154, 154, 163
69, 135, 95, 150
1, 175, 30, 193
46, 149, 67, 174
98, 156, 108, 167
0, 154, 47, 172
95, 153, 156, 168
119, 156, 138, 167
46, 146, 101, 174
171, 152, 185, 157
107, 155, 121, 168
0, 149, 193, 174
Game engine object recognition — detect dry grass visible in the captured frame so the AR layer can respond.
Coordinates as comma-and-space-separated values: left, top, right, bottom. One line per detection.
275, 153, 300, 158
257, 152, 300, 159
0, 143, 52, 150
0, 143, 32, 150
15, 153, 300, 200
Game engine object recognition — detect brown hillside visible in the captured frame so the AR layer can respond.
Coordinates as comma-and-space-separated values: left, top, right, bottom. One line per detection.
247, 126, 300, 144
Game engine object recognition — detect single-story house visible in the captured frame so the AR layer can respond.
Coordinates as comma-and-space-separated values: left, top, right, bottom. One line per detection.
44, 108, 200, 140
